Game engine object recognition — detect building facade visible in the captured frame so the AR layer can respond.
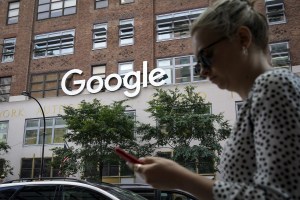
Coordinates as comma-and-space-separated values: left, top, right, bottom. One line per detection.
0, 0, 299, 182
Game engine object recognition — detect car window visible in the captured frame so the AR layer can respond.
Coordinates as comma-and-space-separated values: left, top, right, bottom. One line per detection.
94, 184, 147, 200
127, 189, 156, 200
13, 185, 58, 200
61, 185, 111, 200
0, 186, 20, 199
161, 191, 195, 200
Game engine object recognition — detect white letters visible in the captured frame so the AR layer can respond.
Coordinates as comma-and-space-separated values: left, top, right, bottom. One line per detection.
61, 61, 167, 98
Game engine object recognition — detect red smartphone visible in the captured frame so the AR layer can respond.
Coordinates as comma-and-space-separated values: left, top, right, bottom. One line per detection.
114, 147, 144, 164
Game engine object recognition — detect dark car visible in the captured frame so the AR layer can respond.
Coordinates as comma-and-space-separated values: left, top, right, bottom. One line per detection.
0, 178, 147, 200
118, 183, 198, 200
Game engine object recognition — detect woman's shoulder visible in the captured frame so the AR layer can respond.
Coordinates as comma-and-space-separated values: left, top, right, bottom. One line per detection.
253, 68, 300, 91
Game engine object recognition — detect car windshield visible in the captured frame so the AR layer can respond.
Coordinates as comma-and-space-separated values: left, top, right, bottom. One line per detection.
94, 183, 147, 200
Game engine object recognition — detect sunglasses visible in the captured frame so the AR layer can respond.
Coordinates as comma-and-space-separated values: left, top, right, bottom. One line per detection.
194, 36, 227, 75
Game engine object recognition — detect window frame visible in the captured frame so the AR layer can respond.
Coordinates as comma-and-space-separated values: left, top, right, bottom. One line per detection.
269, 41, 291, 69
0, 76, 12, 102
91, 64, 106, 91
157, 55, 206, 85
37, 0, 77, 20
92, 23, 107, 49
33, 29, 75, 59
1, 38, 16, 63
119, 19, 134, 46
265, 2, 286, 25
20, 157, 62, 178
95, 0, 108, 9
0, 121, 9, 143
24, 117, 67, 146
30, 71, 72, 98
7, 1, 20, 25
120, 0, 134, 4
156, 8, 204, 41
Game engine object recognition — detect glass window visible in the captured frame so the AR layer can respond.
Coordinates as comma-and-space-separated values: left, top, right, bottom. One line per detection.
24, 117, 67, 145
269, 42, 290, 69
0, 77, 12, 102
96, 0, 108, 8
120, 0, 134, 4
118, 61, 134, 85
7, 1, 20, 24
14, 185, 58, 199
93, 23, 107, 49
156, 9, 204, 41
91, 65, 106, 90
33, 29, 75, 58
157, 55, 205, 85
37, 0, 76, 20
1, 38, 16, 63
0, 121, 9, 143
30, 71, 72, 98
119, 19, 134, 46
20, 158, 61, 178
266, 3, 286, 24
62, 185, 110, 199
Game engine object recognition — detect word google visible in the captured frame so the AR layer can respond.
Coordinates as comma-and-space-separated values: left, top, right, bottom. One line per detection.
61, 61, 167, 98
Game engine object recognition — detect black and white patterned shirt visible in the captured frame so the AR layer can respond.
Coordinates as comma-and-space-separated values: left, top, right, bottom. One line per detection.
213, 69, 300, 200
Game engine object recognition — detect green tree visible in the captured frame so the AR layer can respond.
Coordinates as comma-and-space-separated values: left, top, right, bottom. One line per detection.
0, 142, 13, 177
52, 99, 153, 181
138, 86, 231, 173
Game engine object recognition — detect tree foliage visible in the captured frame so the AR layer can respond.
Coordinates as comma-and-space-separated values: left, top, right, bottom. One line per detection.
52, 99, 153, 180
0, 142, 13, 177
138, 86, 231, 172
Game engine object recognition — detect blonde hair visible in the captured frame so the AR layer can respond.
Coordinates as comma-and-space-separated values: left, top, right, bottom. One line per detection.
191, 0, 269, 51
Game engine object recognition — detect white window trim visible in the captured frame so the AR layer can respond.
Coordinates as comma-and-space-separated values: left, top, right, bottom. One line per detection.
266, 3, 286, 25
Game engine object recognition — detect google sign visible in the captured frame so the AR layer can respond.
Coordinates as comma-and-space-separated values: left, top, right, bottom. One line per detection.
61, 61, 167, 98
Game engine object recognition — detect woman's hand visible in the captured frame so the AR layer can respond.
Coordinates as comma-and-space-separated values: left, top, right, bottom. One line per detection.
131, 156, 192, 190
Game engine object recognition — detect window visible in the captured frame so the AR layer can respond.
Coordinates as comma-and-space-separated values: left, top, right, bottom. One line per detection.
120, 0, 134, 4
37, 0, 77, 20
156, 151, 172, 159
119, 62, 133, 85
20, 158, 61, 178
33, 29, 75, 58
14, 185, 58, 199
0, 121, 9, 143
95, 0, 108, 8
7, 1, 20, 24
30, 71, 72, 98
0, 77, 12, 102
102, 161, 133, 177
266, 1, 286, 24
269, 42, 290, 69
91, 65, 106, 90
62, 186, 110, 199
156, 9, 204, 41
24, 117, 67, 145
1, 38, 16, 63
119, 19, 134, 46
157, 55, 205, 85
93, 23, 107, 49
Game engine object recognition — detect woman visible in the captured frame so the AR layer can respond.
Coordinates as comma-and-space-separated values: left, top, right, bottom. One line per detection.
130, 0, 300, 199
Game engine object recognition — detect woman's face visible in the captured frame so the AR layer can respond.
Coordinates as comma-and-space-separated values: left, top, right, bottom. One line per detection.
192, 29, 247, 92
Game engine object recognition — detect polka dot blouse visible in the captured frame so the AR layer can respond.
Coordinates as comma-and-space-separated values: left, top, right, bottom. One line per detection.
213, 69, 300, 200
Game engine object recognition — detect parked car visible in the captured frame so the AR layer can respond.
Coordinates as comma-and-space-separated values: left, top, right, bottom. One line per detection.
0, 178, 147, 200
118, 183, 198, 200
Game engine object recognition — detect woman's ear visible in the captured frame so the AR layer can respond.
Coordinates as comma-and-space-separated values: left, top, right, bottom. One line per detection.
237, 26, 252, 49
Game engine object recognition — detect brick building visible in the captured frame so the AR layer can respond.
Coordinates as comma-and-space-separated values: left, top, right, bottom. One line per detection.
0, 0, 299, 182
